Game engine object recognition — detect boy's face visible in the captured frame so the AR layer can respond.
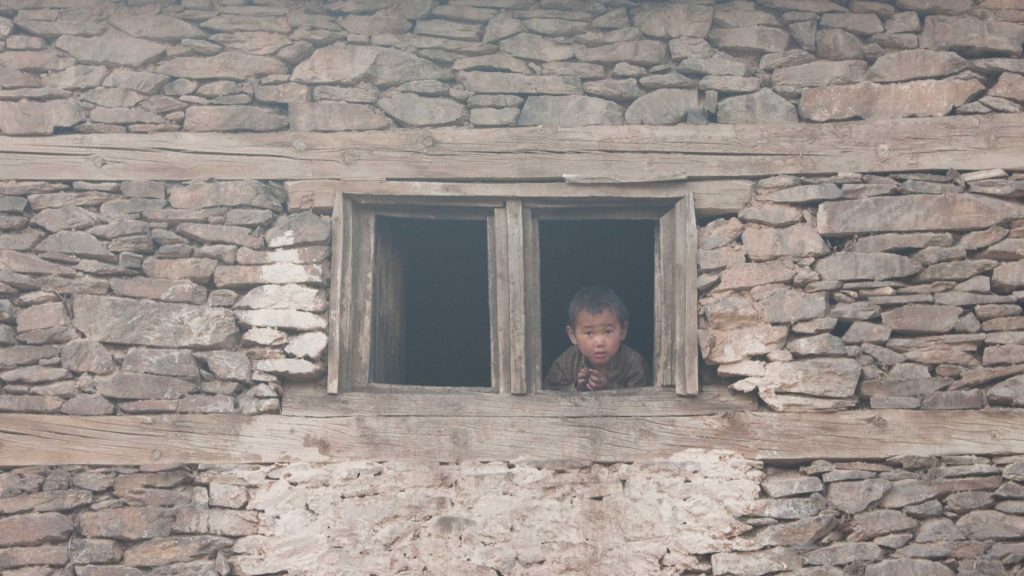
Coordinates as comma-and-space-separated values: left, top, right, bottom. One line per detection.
567, 308, 628, 369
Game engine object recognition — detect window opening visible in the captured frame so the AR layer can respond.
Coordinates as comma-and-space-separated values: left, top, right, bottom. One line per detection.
372, 217, 491, 387
539, 219, 656, 384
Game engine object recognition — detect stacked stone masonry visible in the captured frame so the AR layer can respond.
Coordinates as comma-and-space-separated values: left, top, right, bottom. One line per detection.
5, 452, 1024, 575
6, 169, 1024, 413
0, 0, 1023, 134
4, 0, 1024, 574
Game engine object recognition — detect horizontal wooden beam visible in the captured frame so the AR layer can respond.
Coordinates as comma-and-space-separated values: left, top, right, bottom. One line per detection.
283, 385, 756, 417
1, 409, 1022, 466
1, 114, 1021, 183
286, 179, 753, 217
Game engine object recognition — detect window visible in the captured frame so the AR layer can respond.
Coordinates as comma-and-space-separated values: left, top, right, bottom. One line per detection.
327, 189, 698, 397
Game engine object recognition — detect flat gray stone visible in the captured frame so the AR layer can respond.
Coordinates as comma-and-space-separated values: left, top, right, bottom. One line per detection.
123, 348, 199, 380
518, 95, 623, 127
60, 340, 114, 374
461, 71, 581, 95
156, 52, 287, 80
711, 547, 802, 576
577, 41, 668, 66
266, 212, 331, 249
773, 60, 868, 96
499, 33, 574, 62
73, 295, 238, 349
719, 261, 797, 291
184, 106, 288, 132
624, 88, 698, 125
743, 224, 829, 261
36, 231, 114, 262
881, 305, 962, 334
762, 289, 828, 324
169, 181, 283, 211
818, 194, 1024, 236
815, 252, 922, 281
805, 542, 883, 566
757, 358, 862, 398
717, 88, 798, 124
94, 373, 195, 400
920, 15, 1024, 56
55, 32, 165, 67
289, 101, 391, 131
292, 43, 446, 87
110, 12, 203, 41
799, 78, 985, 122
865, 559, 953, 576
0, 99, 84, 136
635, 3, 713, 38
378, 92, 465, 127
957, 510, 1024, 539
710, 27, 791, 53
867, 49, 969, 83
827, 479, 892, 514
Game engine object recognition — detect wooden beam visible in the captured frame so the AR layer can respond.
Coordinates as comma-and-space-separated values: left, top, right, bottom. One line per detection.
284, 384, 756, 417
1, 114, 1021, 183
286, 180, 753, 217
1, 409, 1022, 466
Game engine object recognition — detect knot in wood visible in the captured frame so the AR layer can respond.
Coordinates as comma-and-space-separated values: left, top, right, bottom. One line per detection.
876, 144, 891, 162
340, 150, 360, 165
291, 139, 307, 152
91, 155, 106, 168
419, 134, 435, 149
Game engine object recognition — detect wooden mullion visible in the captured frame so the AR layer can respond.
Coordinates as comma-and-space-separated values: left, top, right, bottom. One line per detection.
345, 211, 375, 388
491, 208, 512, 394
329, 193, 353, 394
676, 194, 699, 396
654, 207, 676, 388
505, 200, 528, 395
523, 208, 542, 394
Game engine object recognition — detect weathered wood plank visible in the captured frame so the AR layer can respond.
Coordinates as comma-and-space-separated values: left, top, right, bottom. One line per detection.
505, 200, 528, 395
286, 384, 754, 417
327, 193, 347, 394
2, 114, 1021, 182
680, 193, 699, 396
287, 180, 753, 217
1, 409, 1022, 465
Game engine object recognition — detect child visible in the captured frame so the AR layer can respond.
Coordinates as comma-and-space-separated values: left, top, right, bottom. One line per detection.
544, 286, 650, 391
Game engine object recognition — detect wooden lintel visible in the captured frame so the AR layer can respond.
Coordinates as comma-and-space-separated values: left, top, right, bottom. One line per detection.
0, 114, 1021, 183
1, 409, 1022, 466
286, 179, 753, 217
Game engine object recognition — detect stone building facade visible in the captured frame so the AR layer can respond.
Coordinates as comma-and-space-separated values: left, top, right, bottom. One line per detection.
2, 0, 1024, 574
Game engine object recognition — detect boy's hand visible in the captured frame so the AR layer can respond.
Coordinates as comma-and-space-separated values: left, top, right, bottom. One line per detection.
586, 370, 609, 391
575, 367, 591, 390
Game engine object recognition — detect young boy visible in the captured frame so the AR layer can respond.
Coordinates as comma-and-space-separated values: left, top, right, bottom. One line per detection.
543, 286, 649, 391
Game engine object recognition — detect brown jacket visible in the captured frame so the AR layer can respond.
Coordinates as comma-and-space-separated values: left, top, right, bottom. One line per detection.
543, 344, 650, 391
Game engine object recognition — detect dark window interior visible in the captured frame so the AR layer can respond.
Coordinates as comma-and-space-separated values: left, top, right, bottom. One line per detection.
539, 219, 656, 381
373, 217, 491, 387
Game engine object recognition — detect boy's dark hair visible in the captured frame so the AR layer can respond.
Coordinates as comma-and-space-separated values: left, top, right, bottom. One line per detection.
567, 286, 629, 327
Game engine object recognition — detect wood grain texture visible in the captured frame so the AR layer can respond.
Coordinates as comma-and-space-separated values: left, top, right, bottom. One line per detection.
2, 409, 1022, 465
287, 180, 753, 217
681, 193, 699, 396
2, 114, 1021, 182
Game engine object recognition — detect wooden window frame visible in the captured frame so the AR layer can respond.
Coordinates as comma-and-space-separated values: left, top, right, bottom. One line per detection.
327, 190, 699, 398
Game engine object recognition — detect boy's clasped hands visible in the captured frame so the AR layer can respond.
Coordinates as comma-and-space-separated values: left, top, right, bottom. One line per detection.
576, 367, 610, 391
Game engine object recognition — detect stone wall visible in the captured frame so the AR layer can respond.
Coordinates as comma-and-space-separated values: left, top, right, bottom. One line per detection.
4, 452, 1024, 575
4, 1, 1024, 574
0, 0, 1023, 135
1, 179, 331, 415
699, 169, 1024, 411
